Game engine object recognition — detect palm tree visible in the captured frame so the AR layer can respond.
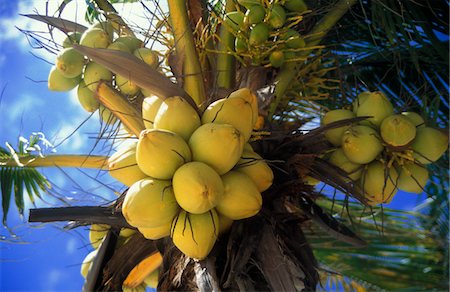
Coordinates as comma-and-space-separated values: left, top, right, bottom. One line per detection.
1, 0, 448, 290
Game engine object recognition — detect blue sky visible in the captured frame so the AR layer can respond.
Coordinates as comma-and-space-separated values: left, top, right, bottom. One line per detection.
0, 0, 434, 291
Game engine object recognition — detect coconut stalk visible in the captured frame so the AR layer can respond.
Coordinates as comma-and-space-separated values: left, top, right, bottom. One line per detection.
0, 154, 108, 169
168, 0, 207, 106
216, 0, 236, 89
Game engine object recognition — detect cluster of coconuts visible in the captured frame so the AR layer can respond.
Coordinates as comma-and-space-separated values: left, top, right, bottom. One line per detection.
322, 91, 448, 205
225, 0, 308, 67
48, 21, 160, 124
80, 225, 161, 291
107, 88, 274, 260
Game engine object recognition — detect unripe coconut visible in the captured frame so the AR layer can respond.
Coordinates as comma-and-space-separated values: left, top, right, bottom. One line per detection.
228, 88, 259, 127
81, 250, 98, 278
77, 80, 100, 112
284, 0, 308, 12
354, 91, 394, 127
171, 209, 219, 260
268, 4, 286, 29
249, 23, 270, 46
80, 28, 111, 48
322, 109, 356, 146
217, 213, 234, 235
62, 32, 82, 48
116, 74, 140, 95
401, 111, 425, 128
108, 142, 147, 186
154, 96, 201, 141
282, 29, 305, 49
189, 123, 245, 175
123, 178, 180, 228
351, 91, 370, 113
235, 148, 273, 191
48, 66, 81, 91
138, 221, 172, 240
216, 171, 262, 220
235, 36, 248, 53
107, 41, 131, 53
89, 224, 109, 249
397, 162, 429, 194
142, 95, 163, 129
360, 161, 398, 205
134, 48, 159, 69
328, 148, 362, 181
115, 36, 143, 52
411, 127, 449, 164
244, 4, 265, 25
341, 125, 383, 164
56, 48, 85, 78
173, 162, 224, 214
224, 11, 244, 33
202, 97, 253, 141
99, 105, 118, 125
93, 21, 114, 41
136, 129, 191, 179
380, 114, 416, 147
269, 50, 285, 68
84, 62, 113, 91
237, 0, 261, 9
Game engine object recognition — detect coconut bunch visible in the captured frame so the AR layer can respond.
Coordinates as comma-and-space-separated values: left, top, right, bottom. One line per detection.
322, 91, 449, 205
224, 0, 307, 67
47, 21, 160, 124
107, 88, 273, 260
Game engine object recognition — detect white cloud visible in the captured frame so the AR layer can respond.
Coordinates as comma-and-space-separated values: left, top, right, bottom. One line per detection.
66, 237, 78, 254
7, 93, 45, 122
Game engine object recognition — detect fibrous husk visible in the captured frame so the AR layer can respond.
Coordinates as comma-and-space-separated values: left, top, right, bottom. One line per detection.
397, 161, 429, 194
341, 125, 383, 164
411, 127, 449, 164
322, 109, 355, 146
108, 142, 147, 186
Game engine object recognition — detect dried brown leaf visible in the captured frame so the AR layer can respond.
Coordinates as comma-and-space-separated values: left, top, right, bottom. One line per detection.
22, 14, 87, 33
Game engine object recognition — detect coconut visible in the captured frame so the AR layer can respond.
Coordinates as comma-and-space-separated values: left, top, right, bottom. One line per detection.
136, 129, 191, 179
235, 148, 273, 192
56, 48, 85, 78
304, 176, 320, 186
138, 221, 172, 240
134, 48, 159, 69
249, 23, 270, 46
244, 4, 265, 25
397, 162, 429, 194
216, 171, 262, 220
189, 123, 245, 175
108, 142, 147, 186
119, 228, 136, 238
77, 80, 100, 112
217, 213, 234, 235
224, 11, 244, 33
228, 88, 259, 127
122, 178, 180, 228
401, 111, 425, 128
235, 36, 248, 53
269, 50, 285, 68
322, 109, 356, 146
411, 127, 449, 164
380, 114, 416, 147
351, 91, 370, 113
48, 66, 81, 91
282, 29, 305, 48
142, 95, 164, 129
328, 148, 362, 181
80, 250, 98, 278
284, 0, 308, 12
201, 97, 253, 141
89, 224, 109, 249
115, 36, 143, 52
171, 209, 219, 260
154, 96, 201, 141
173, 162, 224, 214
268, 4, 286, 29
237, 0, 261, 9
116, 74, 140, 95
62, 32, 82, 48
83, 62, 113, 91
93, 21, 114, 41
354, 91, 394, 127
80, 28, 111, 48
341, 125, 383, 164
99, 105, 118, 125
107, 41, 131, 53
360, 161, 398, 205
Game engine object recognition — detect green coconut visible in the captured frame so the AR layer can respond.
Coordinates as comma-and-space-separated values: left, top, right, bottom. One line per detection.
116, 74, 140, 95
249, 23, 270, 46
62, 32, 82, 48
83, 62, 113, 91
154, 96, 201, 141
282, 29, 305, 49
80, 28, 111, 48
284, 0, 308, 12
360, 161, 399, 205
107, 41, 131, 53
56, 47, 85, 78
77, 80, 99, 112
108, 142, 148, 186
380, 114, 417, 147
99, 105, 118, 125
235, 36, 248, 53
115, 36, 143, 52
216, 171, 262, 220
136, 129, 191, 179
354, 91, 394, 127
48, 66, 81, 91
351, 91, 371, 113
397, 162, 429, 194
138, 221, 172, 240
237, 0, 261, 9
401, 111, 425, 128
411, 127, 449, 164
235, 147, 273, 192
328, 148, 362, 181
189, 123, 245, 175
93, 21, 114, 41
122, 178, 180, 228
173, 161, 224, 214
244, 4, 266, 25
80, 250, 98, 278
224, 11, 245, 33
171, 209, 218, 260
142, 95, 164, 129
322, 109, 356, 146
341, 125, 383, 164
268, 4, 286, 29
269, 50, 285, 68
134, 48, 159, 69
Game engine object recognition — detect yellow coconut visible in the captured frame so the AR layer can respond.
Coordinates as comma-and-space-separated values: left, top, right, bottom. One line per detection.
108, 142, 148, 186
322, 109, 356, 146
136, 129, 191, 179
360, 161, 398, 205
397, 162, 429, 194
93, 21, 114, 41
216, 171, 262, 220
119, 228, 137, 238
84, 62, 113, 91
234, 148, 273, 192
56, 47, 85, 78
401, 111, 425, 128
171, 209, 218, 260
341, 125, 383, 164
134, 48, 159, 69
380, 114, 416, 147
411, 127, 449, 164
77, 80, 99, 112
115, 36, 144, 52
48, 66, 81, 91
328, 148, 362, 181
80, 28, 111, 48
201, 97, 253, 141
217, 213, 234, 235
116, 74, 140, 95
154, 96, 201, 141
228, 88, 259, 128
142, 95, 164, 129
122, 178, 180, 228
81, 250, 98, 278
89, 224, 109, 249
173, 161, 224, 214
62, 31, 81, 48
138, 221, 172, 240
354, 91, 394, 127
189, 123, 245, 175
